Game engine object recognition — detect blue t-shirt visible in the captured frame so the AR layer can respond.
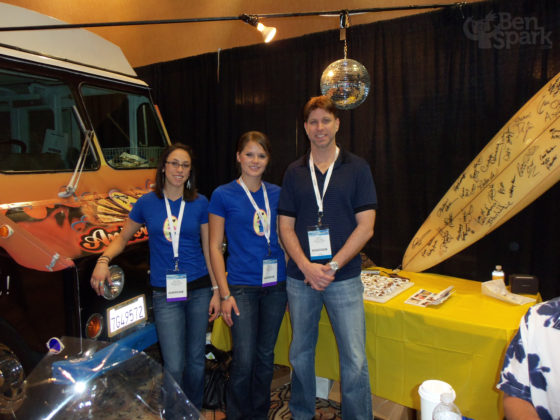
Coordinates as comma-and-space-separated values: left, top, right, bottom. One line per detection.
129, 191, 209, 287
208, 180, 286, 286
278, 148, 377, 281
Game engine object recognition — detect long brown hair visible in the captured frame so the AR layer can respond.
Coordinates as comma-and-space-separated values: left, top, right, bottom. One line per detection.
154, 143, 198, 202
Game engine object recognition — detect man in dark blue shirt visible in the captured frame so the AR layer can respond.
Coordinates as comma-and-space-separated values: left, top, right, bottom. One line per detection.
278, 95, 377, 420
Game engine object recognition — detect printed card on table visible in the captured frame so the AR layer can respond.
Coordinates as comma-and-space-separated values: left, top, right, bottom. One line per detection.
404, 286, 454, 307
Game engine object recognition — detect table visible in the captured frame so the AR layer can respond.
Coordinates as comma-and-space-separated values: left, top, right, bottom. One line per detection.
211, 269, 536, 420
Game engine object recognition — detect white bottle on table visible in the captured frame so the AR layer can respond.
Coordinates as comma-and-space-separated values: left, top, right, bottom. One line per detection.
492, 265, 505, 281
432, 392, 462, 420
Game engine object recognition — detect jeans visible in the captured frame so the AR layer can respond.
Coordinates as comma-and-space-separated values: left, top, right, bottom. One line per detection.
287, 276, 372, 420
152, 286, 211, 410
226, 281, 288, 420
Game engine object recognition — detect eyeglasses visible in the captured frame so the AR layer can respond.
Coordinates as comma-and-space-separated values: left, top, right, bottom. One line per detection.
166, 161, 190, 170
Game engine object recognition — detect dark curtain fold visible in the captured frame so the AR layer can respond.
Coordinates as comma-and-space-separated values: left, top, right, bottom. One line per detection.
137, 0, 560, 299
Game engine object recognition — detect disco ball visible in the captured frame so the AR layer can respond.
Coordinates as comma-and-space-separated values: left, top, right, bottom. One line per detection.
320, 58, 371, 110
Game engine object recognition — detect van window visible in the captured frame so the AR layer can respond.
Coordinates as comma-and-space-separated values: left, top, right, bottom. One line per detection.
0, 69, 96, 172
81, 85, 167, 168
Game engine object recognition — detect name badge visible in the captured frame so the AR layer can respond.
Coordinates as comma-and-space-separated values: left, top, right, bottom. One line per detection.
262, 258, 278, 287
166, 270, 187, 302
307, 226, 332, 261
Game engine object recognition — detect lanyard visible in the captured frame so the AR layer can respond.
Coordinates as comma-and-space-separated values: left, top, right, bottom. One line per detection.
238, 177, 271, 250
309, 147, 339, 226
164, 193, 186, 271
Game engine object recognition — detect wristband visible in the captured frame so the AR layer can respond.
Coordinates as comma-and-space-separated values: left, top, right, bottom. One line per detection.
211, 285, 219, 291
220, 294, 231, 301
97, 256, 110, 264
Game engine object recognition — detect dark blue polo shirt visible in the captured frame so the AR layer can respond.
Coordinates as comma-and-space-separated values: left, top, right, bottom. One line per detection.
278, 148, 377, 281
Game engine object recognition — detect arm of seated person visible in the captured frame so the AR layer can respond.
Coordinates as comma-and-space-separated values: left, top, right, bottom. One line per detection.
503, 394, 540, 420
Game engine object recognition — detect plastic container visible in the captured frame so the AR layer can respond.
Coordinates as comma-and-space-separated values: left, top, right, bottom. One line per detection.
492, 265, 505, 281
432, 392, 462, 420
418, 380, 456, 420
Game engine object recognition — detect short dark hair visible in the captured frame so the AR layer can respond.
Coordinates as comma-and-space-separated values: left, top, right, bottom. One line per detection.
154, 143, 198, 202
303, 95, 339, 122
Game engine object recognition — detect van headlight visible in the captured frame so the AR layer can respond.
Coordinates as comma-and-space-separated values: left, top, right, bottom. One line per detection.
103, 265, 125, 300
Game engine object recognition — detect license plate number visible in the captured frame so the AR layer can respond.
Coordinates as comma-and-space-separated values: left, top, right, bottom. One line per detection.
107, 295, 146, 337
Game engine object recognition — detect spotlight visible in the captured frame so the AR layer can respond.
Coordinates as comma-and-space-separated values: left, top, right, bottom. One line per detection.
240, 14, 277, 43
257, 22, 276, 43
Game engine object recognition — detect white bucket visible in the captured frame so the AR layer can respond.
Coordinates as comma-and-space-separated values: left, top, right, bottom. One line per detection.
418, 380, 456, 420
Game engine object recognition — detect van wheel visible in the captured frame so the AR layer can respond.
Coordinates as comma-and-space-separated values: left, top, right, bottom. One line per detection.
0, 330, 32, 414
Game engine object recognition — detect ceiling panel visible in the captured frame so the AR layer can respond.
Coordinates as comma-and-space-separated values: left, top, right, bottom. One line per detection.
2, 0, 482, 67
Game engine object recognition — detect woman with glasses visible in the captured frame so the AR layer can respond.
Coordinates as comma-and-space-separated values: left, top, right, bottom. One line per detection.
90, 143, 220, 411
209, 131, 287, 420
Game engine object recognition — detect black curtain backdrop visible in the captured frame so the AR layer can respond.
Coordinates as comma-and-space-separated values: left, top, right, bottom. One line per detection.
137, 0, 560, 300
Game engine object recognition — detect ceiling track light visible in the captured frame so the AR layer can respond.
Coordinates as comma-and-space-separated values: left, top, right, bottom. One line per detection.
239, 14, 277, 43
0, 4, 463, 36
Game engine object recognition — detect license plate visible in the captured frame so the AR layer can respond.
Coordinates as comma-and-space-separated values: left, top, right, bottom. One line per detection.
107, 295, 147, 337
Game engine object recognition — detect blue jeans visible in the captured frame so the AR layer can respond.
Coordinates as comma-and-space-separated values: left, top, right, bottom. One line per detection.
226, 281, 287, 420
287, 276, 372, 420
152, 286, 211, 410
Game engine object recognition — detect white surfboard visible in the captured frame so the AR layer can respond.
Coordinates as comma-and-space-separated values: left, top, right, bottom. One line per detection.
402, 72, 560, 272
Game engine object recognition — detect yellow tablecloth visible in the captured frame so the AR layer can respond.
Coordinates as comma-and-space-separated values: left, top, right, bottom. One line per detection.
211, 269, 536, 420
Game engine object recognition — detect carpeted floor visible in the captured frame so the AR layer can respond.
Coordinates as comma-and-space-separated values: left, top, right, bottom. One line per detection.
202, 382, 342, 420
269, 383, 342, 420
147, 345, 371, 420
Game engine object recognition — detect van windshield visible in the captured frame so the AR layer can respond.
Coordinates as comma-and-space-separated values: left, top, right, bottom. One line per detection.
0, 69, 96, 172
81, 85, 167, 169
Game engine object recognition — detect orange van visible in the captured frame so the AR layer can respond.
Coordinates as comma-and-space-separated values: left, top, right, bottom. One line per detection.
0, 4, 167, 412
